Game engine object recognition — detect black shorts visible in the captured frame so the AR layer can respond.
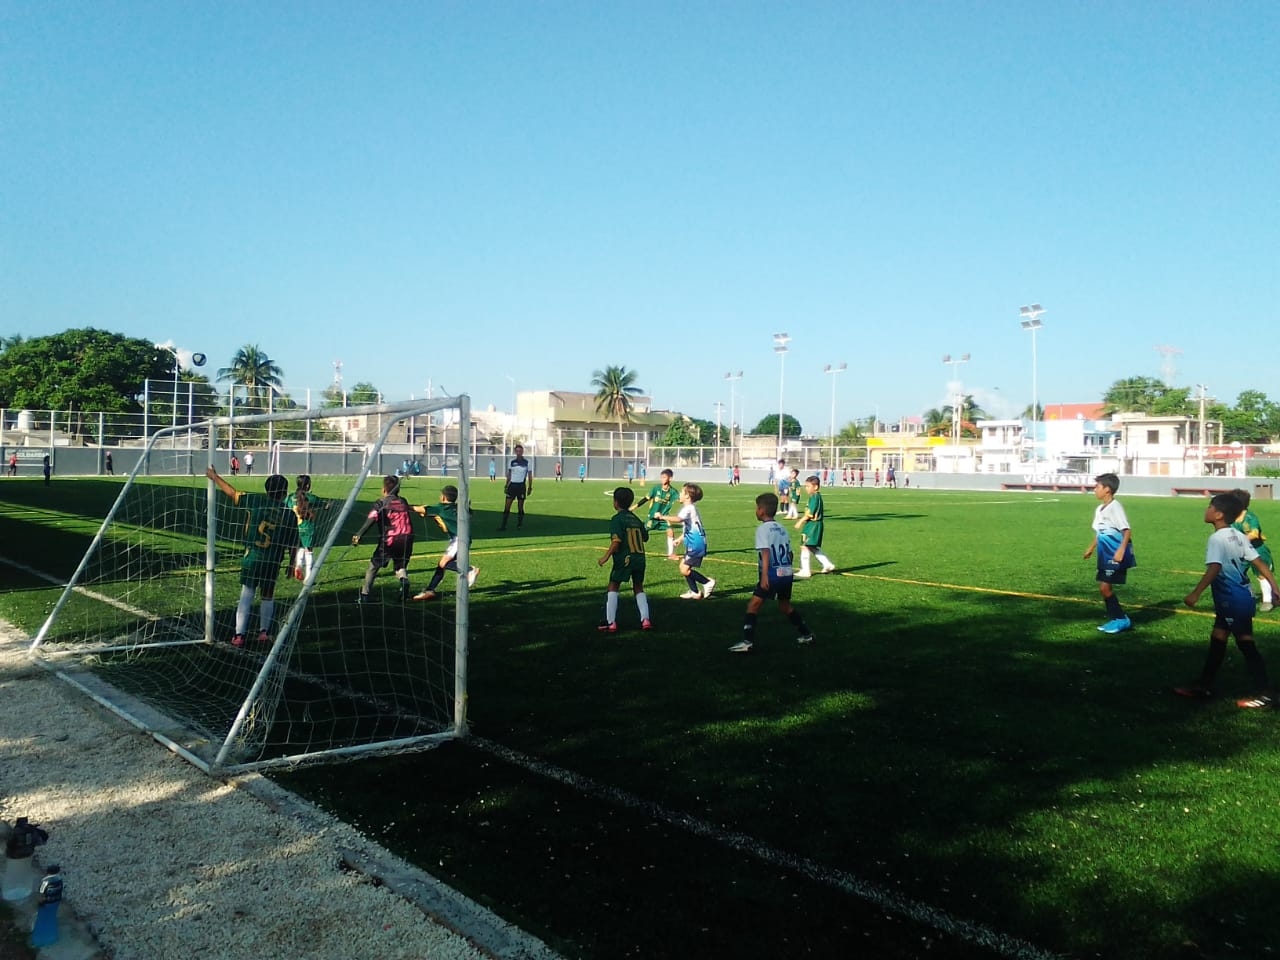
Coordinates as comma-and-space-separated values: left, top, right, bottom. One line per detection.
371, 536, 413, 570
505, 482, 527, 501
753, 578, 794, 603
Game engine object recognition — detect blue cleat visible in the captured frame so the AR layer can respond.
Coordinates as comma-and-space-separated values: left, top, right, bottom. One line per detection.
1100, 617, 1132, 634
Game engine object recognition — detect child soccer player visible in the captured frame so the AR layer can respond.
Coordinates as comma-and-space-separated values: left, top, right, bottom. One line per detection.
775, 461, 790, 515
786, 468, 802, 519
671, 483, 714, 599
411, 485, 479, 601
206, 467, 299, 647
351, 475, 415, 603
794, 475, 837, 577
286, 475, 320, 582
1231, 488, 1274, 612
596, 486, 651, 632
1176, 492, 1280, 708
729, 493, 814, 653
1083, 472, 1136, 634
635, 468, 679, 558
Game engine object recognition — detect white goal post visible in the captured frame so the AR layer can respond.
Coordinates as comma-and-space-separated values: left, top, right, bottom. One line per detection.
30, 397, 473, 775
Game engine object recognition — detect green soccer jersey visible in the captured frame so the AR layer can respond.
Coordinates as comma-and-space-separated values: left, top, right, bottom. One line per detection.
801, 491, 826, 547
423, 501, 460, 540
286, 491, 319, 548
646, 483, 678, 529
609, 509, 648, 576
238, 493, 299, 566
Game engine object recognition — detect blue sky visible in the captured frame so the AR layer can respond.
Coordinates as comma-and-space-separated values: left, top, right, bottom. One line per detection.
4, 2, 1277, 434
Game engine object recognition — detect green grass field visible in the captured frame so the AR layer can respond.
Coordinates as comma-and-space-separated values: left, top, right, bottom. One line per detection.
2, 475, 1278, 959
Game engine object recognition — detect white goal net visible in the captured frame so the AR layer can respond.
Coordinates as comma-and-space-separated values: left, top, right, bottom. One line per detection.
30, 397, 472, 774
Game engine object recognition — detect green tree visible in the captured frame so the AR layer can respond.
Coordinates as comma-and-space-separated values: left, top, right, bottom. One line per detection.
922, 408, 949, 436
1219, 390, 1279, 443
347, 381, 381, 405
1101, 376, 1167, 415
0, 328, 171, 438
591, 365, 643, 455
217, 344, 284, 414
751, 413, 802, 437
660, 418, 701, 447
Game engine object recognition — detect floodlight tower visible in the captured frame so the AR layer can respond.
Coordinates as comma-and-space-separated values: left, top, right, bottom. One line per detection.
773, 333, 790, 459
1155, 345, 1183, 388
942, 353, 970, 446
724, 371, 743, 465
1019, 304, 1046, 464
824, 363, 847, 469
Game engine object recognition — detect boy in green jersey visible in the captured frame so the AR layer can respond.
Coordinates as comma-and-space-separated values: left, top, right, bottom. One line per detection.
411, 485, 479, 601
794, 475, 837, 577
1232, 488, 1274, 611
596, 486, 651, 633
635, 468, 679, 557
207, 466, 299, 647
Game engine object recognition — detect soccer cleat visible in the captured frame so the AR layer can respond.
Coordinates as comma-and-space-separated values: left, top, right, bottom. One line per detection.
597, 621, 618, 633
728, 640, 753, 654
257, 631, 270, 644
794, 570, 812, 579
701, 578, 716, 599
797, 634, 815, 645
641, 618, 653, 631
1236, 694, 1274, 709
467, 566, 480, 588
821, 564, 837, 574
1174, 684, 1213, 699
230, 634, 246, 648
679, 590, 702, 600
293, 567, 304, 581
1261, 602, 1274, 612
412, 590, 437, 602
356, 592, 373, 605
1100, 617, 1132, 634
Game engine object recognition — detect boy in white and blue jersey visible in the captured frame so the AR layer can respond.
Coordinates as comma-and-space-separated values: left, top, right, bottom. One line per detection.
729, 493, 814, 653
671, 483, 715, 599
1082, 473, 1136, 634
1176, 492, 1280, 708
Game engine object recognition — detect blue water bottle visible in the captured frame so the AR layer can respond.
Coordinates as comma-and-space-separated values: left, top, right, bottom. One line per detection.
30, 864, 63, 948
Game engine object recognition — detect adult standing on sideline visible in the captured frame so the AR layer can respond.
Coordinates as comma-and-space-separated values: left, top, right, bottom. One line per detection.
244, 451, 255, 476
105, 451, 114, 476
499, 443, 532, 530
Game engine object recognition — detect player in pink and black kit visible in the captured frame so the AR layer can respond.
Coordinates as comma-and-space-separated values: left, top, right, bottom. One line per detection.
352, 475, 415, 602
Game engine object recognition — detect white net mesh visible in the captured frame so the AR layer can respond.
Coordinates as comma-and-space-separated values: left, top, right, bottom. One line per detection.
31, 399, 471, 773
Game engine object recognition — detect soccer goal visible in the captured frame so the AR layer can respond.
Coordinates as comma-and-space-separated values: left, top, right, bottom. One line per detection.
30, 397, 473, 775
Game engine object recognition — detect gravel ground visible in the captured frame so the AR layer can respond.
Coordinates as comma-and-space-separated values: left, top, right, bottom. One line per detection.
0, 625, 556, 960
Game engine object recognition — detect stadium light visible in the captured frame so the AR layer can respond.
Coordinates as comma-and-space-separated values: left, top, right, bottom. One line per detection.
724, 371, 743, 465
942, 353, 971, 446
773, 333, 790, 459
1019, 304, 1046, 464
824, 363, 847, 469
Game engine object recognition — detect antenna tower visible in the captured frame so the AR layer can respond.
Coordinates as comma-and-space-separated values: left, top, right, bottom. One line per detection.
332, 360, 343, 389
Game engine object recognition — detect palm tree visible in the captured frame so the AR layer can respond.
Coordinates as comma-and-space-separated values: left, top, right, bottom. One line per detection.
923, 408, 949, 436
217, 345, 284, 413
591, 365, 643, 455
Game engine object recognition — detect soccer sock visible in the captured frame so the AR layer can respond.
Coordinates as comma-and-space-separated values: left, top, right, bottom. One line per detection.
259, 599, 275, 634
666, 536, 675, 556
636, 592, 650, 620
799, 549, 812, 574
690, 570, 709, 586
1236, 639, 1271, 691
741, 612, 758, 643
815, 550, 833, 569
236, 585, 254, 635
427, 569, 445, 592
302, 549, 313, 578
1263, 578, 1274, 603
1104, 594, 1125, 619
605, 591, 619, 623
685, 573, 699, 592
362, 565, 378, 594
1198, 638, 1228, 685
787, 609, 811, 636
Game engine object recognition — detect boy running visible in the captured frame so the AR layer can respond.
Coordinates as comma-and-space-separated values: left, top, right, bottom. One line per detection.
729, 493, 814, 653
206, 467, 299, 647
1176, 492, 1280, 708
352, 475, 415, 603
597, 487, 651, 633
1083, 472, 1136, 634
794, 474, 837, 577
411, 485, 479, 601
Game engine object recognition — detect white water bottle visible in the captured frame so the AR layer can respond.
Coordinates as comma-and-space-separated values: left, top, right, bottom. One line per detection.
2, 818, 48, 902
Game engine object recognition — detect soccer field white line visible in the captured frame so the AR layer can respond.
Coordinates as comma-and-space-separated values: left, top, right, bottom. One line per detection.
471, 735, 1057, 960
